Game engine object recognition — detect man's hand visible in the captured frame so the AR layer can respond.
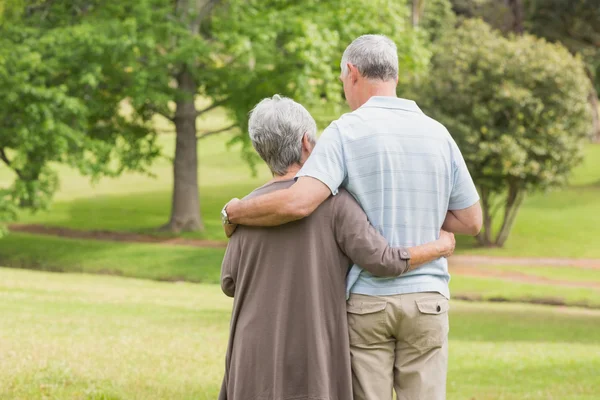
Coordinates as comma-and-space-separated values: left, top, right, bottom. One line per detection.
437, 230, 456, 258
222, 198, 241, 238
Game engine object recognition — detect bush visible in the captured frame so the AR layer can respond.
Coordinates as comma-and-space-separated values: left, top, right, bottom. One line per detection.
415, 19, 592, 246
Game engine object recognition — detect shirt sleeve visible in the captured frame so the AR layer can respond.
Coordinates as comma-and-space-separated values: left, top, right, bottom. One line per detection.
296, 122, 347, 195
332, 190, 410, 277
448, 138, 480, 210
220, 237, 240, 297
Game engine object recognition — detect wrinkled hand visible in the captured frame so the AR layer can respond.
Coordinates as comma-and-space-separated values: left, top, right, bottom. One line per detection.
222, 198, 241, 238
438, 229, 456, 258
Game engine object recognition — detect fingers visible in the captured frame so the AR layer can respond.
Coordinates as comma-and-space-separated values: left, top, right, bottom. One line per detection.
224, 223, 238, 238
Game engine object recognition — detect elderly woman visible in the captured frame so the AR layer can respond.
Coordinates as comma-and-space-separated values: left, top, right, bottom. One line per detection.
219, 95, 454, 400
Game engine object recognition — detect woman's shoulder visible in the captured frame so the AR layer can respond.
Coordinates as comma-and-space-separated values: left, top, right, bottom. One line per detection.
243, 179, 295, 200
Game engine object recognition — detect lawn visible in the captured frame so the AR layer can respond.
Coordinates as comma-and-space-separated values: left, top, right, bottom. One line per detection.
1, 268, 599, 400
0, 233, 224, 283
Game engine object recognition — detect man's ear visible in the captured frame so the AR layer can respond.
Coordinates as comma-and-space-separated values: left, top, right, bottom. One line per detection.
348, 63, 360, 84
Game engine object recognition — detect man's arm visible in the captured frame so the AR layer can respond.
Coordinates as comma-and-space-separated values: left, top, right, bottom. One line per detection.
446, 136, 482, 236
226, 177, 331, 227
442, 202, 482, 236
333, 191, 455, 277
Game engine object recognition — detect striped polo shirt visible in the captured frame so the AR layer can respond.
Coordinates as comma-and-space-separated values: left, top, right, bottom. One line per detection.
296, 96, 479, 299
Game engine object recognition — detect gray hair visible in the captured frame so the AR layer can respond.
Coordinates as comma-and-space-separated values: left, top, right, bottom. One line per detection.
340, 34, 399, 81
248, 95, 317, 176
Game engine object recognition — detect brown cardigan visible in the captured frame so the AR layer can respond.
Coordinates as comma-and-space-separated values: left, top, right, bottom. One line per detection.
219, 180, 410, 400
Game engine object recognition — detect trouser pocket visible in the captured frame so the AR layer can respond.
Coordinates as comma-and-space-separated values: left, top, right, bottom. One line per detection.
407, 294, 449, 350
346, 297, 388, 345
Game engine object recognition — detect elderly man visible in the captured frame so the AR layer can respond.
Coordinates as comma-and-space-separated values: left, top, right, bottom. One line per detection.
222, 36, 482, 400
219, 95, 455, 400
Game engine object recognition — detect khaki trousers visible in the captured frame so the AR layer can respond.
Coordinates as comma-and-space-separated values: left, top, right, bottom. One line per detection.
346, 292, 449, 400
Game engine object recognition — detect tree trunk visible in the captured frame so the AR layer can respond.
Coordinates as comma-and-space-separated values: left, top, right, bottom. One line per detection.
161, 0, 220, 232
411, 0, 425, 27
476, 187, 494, 246
504, 0, 524, 35
590, 89, 600, 142
585, 67, 600, 142
495, 186, 524, 247
163, 68, 204, 232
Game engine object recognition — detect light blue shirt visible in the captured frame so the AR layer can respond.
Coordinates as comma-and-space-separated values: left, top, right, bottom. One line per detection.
297, 97, 479, 299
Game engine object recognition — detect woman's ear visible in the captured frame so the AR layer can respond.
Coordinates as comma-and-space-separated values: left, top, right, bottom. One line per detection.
302, 133, 314, 155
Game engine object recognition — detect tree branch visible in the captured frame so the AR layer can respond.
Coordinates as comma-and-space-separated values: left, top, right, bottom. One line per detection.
494, 183, 523, 246
0, 148, 24, 179
193, 0, 220, 36
197, 123, 236, 140
146, 104, 175, 122
489, 193, 506, 220
197, 97, 229, 116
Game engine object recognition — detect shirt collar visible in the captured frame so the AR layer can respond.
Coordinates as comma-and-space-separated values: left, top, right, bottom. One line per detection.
360, 96, 423, 114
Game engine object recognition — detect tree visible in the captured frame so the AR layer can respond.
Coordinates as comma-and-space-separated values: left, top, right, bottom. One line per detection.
449, 0, 600, 142
0, 1, 161, 230
525, 0, 600, 142
414, 19, 592, 246
410, 0, 457, 42
1, 0, 429, 233
503, 0, 524, 34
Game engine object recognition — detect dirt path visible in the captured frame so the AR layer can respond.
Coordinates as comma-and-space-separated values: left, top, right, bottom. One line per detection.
449, 264, 600, 289
9, 224, 228, 248
449, 255, 600, 269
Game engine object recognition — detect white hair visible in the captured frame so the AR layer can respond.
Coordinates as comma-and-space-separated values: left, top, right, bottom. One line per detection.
248, 95, 317, 176
340, 34, 399, 81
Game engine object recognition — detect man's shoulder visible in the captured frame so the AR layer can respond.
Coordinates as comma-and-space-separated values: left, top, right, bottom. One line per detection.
332, 109, 365, 129
420, 113, 451, 135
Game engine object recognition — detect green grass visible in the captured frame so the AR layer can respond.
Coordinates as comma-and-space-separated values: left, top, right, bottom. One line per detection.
0, 233, 224, 283
1, 268, 599, 400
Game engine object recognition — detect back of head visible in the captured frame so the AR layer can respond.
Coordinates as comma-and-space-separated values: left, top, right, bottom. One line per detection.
248, 95, 317, 176
340, 34, 399, 81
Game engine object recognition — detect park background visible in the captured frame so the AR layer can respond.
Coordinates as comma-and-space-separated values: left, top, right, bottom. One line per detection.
1, 0, 599, 399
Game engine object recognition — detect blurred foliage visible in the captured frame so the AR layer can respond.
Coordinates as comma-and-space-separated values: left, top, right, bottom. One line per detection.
414, 19, 592, 246
449, 0, 600, 141
525, 0, 600, 93
2, 0, 596, 239
0, 0, 164, 228
0, 0, 428, 228
213, 0, 430, 168
416, 0, 457, 42
450, 0, 600, 91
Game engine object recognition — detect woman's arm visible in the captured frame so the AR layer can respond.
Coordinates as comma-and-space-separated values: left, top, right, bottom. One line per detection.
332, 191, 454, 277
220, 237, 241, 297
